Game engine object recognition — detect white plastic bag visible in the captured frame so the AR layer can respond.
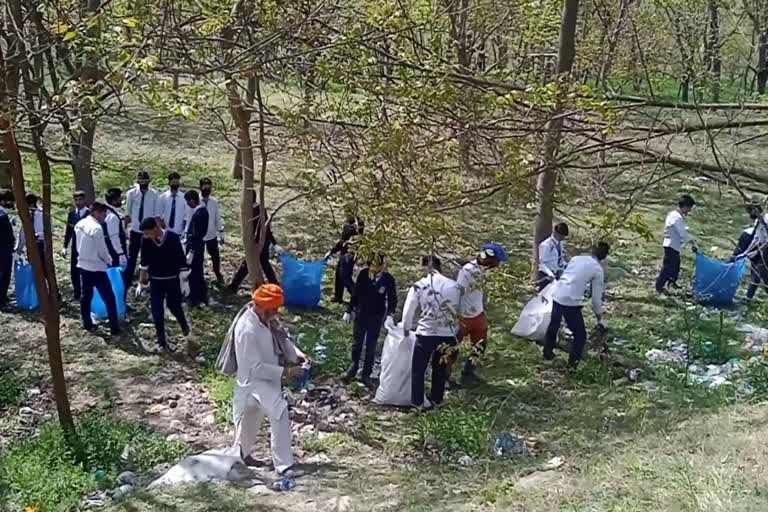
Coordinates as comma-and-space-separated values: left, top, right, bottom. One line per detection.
180, 269, 191, 298
373, 318, 428, 407
511, 283, 555, 341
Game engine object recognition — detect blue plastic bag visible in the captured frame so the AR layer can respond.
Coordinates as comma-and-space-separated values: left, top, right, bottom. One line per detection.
14, 261, 39, 310
693, 253, 747, 306
92, 266, 126, 319
280, 254, 327, 308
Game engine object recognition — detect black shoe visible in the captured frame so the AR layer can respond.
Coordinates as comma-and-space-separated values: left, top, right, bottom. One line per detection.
361, 376, 376, 389
341, 367, 357, 384
543, 352, 556, 361
110, 328, 121, 337
460, 372, 477, 386
84, 324, 96, 332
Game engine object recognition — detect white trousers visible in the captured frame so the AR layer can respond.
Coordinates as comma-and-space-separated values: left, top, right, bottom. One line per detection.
232, 385, 294, 473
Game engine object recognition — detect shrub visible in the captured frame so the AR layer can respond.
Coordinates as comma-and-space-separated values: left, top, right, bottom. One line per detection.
744, 359, 768, 400
0, 411, 189, 512
202, 370, 235, 426
412, 406, 493, 457
0, 363, 23, 410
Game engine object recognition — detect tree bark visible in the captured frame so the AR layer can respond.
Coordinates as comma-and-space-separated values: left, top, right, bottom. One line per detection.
597, 0, 634, 90
73, 120, 97, 201
707, 0, 721, 102
532, 0, 580, 276
758, 31, 768, 95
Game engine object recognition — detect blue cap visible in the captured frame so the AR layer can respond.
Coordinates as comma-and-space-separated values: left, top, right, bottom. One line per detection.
481, 242, 508, 263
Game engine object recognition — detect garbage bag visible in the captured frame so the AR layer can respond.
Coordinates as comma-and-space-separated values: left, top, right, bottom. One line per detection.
92, 266, 126, 319
280, 254, 326, 308
373, 318, 428, 407
693, 253, 747, 307
14, 260, 39, 310
511, 283, 555, 341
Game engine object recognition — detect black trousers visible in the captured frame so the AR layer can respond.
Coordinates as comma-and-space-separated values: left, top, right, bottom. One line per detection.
125, 231, 143, 290
655, 247, 681, 292
230, 250, 278, 290
0, 249, 11, 304
70, 247, 81, 299
204, 239, 223, 279
747, 260, 768, 300
411, 335, 457, 407
150, 277, 189, 346
187, 249, 207, 306
80, 269, 119, 333
334, 253, 355, 302
536, 270, 554, 292
543, 301, 586, 367
350, 313, 384, 379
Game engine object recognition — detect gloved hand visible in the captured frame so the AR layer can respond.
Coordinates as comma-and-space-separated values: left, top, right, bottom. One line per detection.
323, 251, 332, 261
62, 247, 69, 258
386, 315, 394, 326
692, 243, 700, 254
596, 318, 607, 331
342, 312, 353, 324
135, 283, 146, 299
186, 252, 194, 265
218, 233, 225, 245
273, 244, 284, 256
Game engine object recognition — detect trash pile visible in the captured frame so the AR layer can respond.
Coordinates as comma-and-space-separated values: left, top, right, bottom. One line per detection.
286, 384, 366, 436
493, 432, 536, 458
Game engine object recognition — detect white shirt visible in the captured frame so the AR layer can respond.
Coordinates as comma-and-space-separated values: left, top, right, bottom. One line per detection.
158, 189, 187, 235
16, 206, 45, 252
552, 255, 605, 318
402, 271, 461, 337
203, 196, 224, 241
538, 236, 567, 277
125, 185, 160, 233
752, 214, 768, 246
75, 216, 112, 272
457, 260, 485, 318
662, 209, 689, 252
105, 206, 125, 256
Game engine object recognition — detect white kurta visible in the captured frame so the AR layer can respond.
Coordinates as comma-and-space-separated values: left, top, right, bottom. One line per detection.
231, 308, 297, 472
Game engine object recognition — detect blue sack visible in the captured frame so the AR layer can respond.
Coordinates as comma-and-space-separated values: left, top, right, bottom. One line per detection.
280, 254, 327, 308
14, 261, 39, 310
92, 266, 126, 319
693, 253, 747, 306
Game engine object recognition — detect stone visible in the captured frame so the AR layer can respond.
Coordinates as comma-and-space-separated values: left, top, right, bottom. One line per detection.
306, 453, 331, 465
195, 355, 207, 364
111, 484, 135, 500
457, 455, 473, 466
541, 456, 565, 471
166, 433, 181, 442
147, 404, 166, 415
169, 401, 179, 409
325, 496, 353, 512
19, 407, 38, 416
26, 387, 42, 397
170, 420, 185, 431
116, 471, 138, 486
514, 470, 563, 491
201, 413, 216, 426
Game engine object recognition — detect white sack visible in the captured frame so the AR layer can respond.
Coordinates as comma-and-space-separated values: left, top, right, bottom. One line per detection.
511, 283, 555, 342
373, 318, 428, 407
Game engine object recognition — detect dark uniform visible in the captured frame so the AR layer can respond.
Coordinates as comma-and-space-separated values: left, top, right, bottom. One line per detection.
64, 207, 90, 299
185, 205, 209, 306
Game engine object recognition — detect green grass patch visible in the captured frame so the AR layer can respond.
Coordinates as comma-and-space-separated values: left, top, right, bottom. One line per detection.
411, 405, 493, 457
201, 370, 234, 426
0, 362, 23, 411
0, 411, 189, 512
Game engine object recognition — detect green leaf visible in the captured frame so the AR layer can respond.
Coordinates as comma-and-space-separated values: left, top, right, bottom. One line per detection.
63, 31, 77, 41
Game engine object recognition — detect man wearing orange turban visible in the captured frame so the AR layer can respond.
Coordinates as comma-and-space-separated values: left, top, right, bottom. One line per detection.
231, 284, 309, 478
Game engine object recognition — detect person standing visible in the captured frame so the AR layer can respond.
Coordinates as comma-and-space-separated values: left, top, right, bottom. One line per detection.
454, 243, 508, 383
200, 177, 225, 284
75, 202, 120, 336
0, 189, 15, 309
231, 284, 309, 477
341, 255, 397, 387
226, 201, 279, 293
402, 256, 461, 409
733, 201, 768, 302
139, 217, 190, 352
537, 222, 569, 291
158, 172, 187, 236
125, 171, 160, 291
325, 215, 363, 303
184, 190, 209, 307
104, 188, 128, 268
16, 193, 46, 273
63, 191, 90, 300
543, 242, 610, 368
655, 195, 696, 294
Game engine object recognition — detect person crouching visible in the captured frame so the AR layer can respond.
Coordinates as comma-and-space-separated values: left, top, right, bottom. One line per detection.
231, 284, 309, 478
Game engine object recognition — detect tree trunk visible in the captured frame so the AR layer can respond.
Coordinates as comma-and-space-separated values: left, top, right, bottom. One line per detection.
232, 145, 243, 180
532, 0, 580, 276
597, 0, 634, 90
758, 31, 768, 95
707, 0, 721, 102
72, 120, 97, 202
680, 75, 690, 102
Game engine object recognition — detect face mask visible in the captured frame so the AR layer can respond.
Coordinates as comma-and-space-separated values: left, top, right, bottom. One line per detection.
201, 188, 212, 197
170, 184, 180, 192
139, 183, 149, 191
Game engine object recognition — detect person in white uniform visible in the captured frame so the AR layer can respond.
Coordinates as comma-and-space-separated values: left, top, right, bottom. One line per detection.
655, 195, 696, 294
200, 177, 225, 284
125, 171, 161, 292
232, 284, 308, 477
543, 242, 609, 368
537, 222, 569, 291
158, 172, 187, 236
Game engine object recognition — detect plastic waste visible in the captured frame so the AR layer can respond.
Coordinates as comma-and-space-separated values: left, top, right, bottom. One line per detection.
373, 318, 429, 406
511, 283, 555, 341
280, 254, 327, 308
494, 432, 532, 457
272, 478, 296, 491
693, 253, 747, 306
14, 260, 39, 310
92, 266, 126, 319
292, 362, 312, 390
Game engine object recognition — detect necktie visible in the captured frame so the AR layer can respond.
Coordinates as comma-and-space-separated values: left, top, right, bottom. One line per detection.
138, 192, 145, 222
169, 193, 176, 229
556, 241, 562, 266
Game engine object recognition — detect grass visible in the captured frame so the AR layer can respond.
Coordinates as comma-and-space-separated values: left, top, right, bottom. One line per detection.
0, 362, 24, 411
0, 411, 189, 512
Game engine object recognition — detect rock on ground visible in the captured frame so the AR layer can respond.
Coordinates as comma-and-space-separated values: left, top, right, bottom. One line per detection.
515, 470, 563, 491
